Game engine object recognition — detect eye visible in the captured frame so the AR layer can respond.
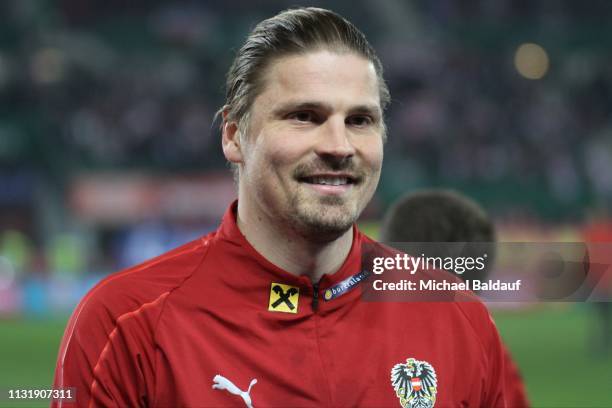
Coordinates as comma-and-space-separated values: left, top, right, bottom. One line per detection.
346, 115, 374, 127
288, 111, 317, 123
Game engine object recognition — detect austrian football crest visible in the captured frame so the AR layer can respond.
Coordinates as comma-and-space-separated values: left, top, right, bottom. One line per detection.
390, 358, 438, 408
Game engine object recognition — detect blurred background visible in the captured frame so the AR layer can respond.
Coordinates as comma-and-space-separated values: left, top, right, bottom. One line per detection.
0, 0, 611, 406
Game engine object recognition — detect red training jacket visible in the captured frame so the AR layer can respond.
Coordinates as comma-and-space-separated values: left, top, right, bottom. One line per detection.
52, 201, 523, 407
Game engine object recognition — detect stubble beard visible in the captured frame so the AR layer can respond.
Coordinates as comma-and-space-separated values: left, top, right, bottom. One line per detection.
287, 190, 360, 243
285, 159, 377, 243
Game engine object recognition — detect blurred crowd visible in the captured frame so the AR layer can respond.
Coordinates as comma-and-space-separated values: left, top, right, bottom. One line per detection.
2, 1, 612, 204
1, 0, 612, 311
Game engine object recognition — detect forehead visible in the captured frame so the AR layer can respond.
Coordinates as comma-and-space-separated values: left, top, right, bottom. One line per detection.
255, 50, 381, 112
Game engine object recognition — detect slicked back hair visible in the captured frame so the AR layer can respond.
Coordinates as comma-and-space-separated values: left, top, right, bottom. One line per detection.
220, 7, 390, 134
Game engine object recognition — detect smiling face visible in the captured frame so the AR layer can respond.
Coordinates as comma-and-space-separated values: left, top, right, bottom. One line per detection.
223, 49, 384, 242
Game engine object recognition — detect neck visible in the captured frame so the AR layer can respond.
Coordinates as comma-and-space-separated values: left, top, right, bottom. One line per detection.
236, 200, 354, 283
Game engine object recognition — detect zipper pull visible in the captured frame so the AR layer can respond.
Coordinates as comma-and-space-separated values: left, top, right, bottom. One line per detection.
312, 282, 319, 311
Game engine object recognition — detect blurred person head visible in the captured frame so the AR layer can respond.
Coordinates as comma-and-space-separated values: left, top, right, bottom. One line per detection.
220, 7, 389, 243
380, 189, 496, 282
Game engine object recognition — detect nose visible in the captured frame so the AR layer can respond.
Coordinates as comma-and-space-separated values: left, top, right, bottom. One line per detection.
314, 116, 356, 160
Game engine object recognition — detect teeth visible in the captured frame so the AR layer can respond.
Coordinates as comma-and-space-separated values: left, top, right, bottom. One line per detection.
310, 177, 348, 186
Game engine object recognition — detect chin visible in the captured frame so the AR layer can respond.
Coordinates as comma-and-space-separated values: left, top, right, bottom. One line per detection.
293, 205, 357, 243
298, 220, 353, 243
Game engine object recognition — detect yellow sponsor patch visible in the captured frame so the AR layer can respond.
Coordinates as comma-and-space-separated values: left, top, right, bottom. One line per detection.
268, 283, 299, 313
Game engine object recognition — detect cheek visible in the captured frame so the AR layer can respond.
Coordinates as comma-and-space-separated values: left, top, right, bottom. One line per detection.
258, 138, 306, 171
247, 143, 298, 190
361, 139, 384, 171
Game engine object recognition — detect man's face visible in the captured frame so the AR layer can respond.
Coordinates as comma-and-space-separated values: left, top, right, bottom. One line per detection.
230, 50, 384, 241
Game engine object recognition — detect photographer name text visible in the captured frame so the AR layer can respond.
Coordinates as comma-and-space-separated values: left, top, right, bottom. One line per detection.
372, 278, 522, 292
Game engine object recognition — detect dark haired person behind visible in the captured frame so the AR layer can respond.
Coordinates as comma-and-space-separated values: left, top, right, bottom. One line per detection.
53, 9, 510, 407
381, 190, 494, 244
380, 188, 529, 407
381, 189, 496, 283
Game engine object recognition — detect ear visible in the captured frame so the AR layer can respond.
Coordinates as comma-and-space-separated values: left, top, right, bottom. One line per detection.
221, 108, 244, 164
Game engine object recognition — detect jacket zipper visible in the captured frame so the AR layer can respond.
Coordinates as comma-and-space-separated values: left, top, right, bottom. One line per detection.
312, 282, 319, 311
310, 281, 332, 405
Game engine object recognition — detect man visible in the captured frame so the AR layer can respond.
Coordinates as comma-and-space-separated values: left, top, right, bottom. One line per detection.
53, 8, 508, 407
380, 189, 529, 407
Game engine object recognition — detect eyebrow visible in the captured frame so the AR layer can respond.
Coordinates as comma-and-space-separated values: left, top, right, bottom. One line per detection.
271, 101, 382, 119
271, 101, 329, 117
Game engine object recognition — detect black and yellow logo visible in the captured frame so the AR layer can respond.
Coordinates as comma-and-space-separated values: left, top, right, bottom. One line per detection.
268, 283, 299, 313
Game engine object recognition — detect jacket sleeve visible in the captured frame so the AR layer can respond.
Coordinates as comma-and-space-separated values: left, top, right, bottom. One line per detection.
51, 282, 164, 408
502, 345, 530, 408
482, 312, 509, 408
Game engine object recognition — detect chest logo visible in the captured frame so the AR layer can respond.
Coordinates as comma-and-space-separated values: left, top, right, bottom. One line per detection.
390, 358, 438, 408
268, 283, 299, 313
212, 374, 257, 408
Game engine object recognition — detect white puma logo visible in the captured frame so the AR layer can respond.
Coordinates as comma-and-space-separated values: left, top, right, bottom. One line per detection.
212, 374, 258, 408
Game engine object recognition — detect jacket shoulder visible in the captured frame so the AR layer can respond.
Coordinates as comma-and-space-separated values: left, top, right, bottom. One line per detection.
84, 233, 214, 320
60, 232, 216, 355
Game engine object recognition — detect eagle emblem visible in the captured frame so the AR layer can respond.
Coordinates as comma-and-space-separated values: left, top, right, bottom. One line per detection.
390, 358, 438, 408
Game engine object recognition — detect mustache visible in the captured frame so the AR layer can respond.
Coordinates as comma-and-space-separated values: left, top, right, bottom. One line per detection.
292, 157, 366, 182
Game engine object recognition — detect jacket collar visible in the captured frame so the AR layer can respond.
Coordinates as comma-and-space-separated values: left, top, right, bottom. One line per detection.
216, 200, 365, 291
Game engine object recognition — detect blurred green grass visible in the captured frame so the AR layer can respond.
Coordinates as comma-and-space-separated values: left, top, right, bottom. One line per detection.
493, 305, 612, 408
0, 318, 66, 407
0, 306, 610, 407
